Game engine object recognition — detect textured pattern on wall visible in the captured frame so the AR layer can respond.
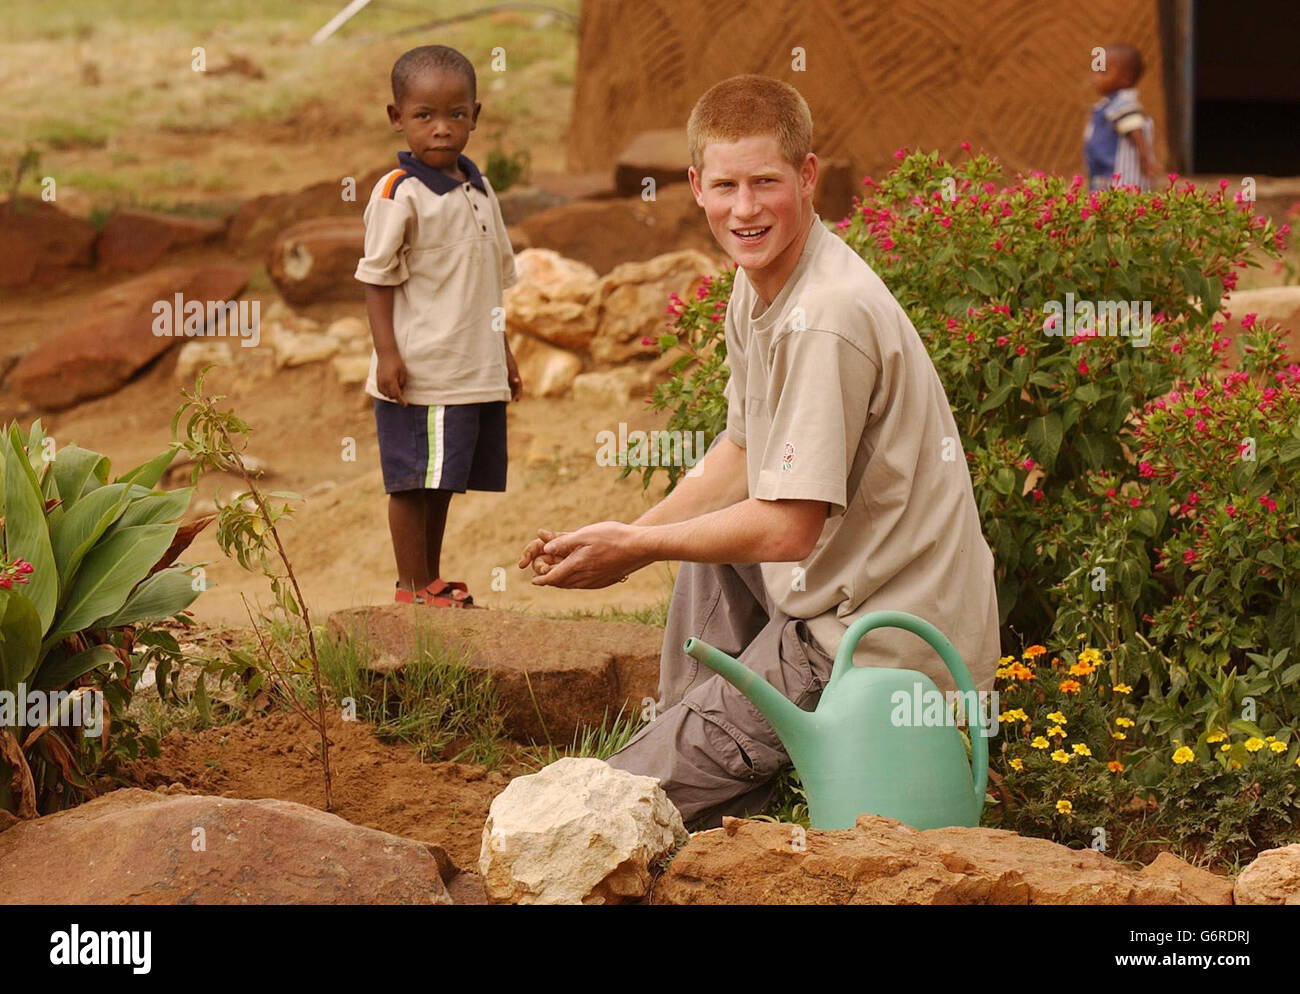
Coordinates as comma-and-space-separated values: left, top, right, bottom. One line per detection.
569, 0, 1167, 185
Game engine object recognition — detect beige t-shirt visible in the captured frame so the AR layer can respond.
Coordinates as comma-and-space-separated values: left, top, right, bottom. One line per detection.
725, 214, 1000, 691
355, 157, 516, 406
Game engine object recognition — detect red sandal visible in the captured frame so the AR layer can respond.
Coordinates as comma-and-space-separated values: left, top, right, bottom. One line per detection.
394, 581, 464, 608
424, 578, 478, 608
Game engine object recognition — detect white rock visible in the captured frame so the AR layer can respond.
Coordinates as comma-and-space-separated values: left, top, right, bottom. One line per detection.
326, 317, 370, 345
1235, 843, 1300, 904
332, 354, 371, 385
572, 369, 637, 407
479, 757, 688, 905
175, 340, 232, 381
272, 330, 338, 368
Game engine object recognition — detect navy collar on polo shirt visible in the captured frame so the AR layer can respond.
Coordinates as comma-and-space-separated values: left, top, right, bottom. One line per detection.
397, 150, 487, 196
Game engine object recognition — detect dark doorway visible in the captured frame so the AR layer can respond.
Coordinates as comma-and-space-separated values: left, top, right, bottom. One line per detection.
1192, 0, 1300, 174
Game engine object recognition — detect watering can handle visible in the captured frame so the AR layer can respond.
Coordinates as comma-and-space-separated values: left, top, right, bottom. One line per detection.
827, 610, 989, 810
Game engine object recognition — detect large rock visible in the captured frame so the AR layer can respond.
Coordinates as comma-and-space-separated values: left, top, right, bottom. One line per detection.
509, 333, 583, 397
479, 757, 688, 904
96, 209, 226, 272
0, 788, 451, 904
615, 128, 691, 198
327, 604, 661, 744
267, 217, 365, 306
227, 167, 386, 256
9, 263, 250, 410
0, 198, 96, 287
504, 248, 600, 351
652, 815, 1233, 905
517, 182, 724, 273
496, 185, 568, 226
1221, 285, 1300, 356
591, 249, 719, 364
1234, 843, 1300, 905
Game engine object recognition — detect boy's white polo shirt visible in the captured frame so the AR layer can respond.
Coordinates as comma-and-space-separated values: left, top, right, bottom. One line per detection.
355, 151, 516, 406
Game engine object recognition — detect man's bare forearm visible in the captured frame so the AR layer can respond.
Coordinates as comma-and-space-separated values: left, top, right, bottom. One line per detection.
637, 495, 824, 565
633, 434, 750, 526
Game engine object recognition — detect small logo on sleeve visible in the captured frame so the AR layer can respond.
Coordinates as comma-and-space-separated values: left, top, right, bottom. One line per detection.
781, 441, 795, 472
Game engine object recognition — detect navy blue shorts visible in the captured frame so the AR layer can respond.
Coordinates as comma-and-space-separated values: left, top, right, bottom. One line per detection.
373, 399, 507, 494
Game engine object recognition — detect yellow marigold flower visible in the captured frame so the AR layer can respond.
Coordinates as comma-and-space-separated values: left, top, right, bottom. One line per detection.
1072, 743, 1091, 756
1055, 799, 1073, 814
1051, 749, 1071, 764
1059, 679, 1082, 694
1047, 725, 1067, 738
998, 655, 1016, 666
995, 666, 1009, 679
1030, 736, 1049, 749
1270, 740, 1287, 754
1046, 711, 1067, 725
1295, 756, 1299, 768
1265, 735, 1276, 742
1230, 760, 1242, 770
1206, 731, 1227, 743
1115, 717, 1135, 728
1024, 645, 1047, 659
1112, 732, 1127, 740
1077, 647, 1102, 667
1107, 760, 1124, 773
1113, 683, 1132, 694
1010, 758, 1024, 772
1245, 737, 1265, 753
998, 708, 1028, 723
1049, 656, 1061, 668
1069, 660, 1096, 676
1219, 743, 1232, 753
1172, 746, 1195, 764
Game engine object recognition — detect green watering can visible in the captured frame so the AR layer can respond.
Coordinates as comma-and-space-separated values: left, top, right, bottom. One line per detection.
684, 610, 988, 830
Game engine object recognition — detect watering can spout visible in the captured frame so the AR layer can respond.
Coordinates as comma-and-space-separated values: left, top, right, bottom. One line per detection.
683, 637, 809, 746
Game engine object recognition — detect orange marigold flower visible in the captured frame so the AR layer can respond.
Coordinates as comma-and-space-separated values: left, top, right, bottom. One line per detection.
1107, 760, 1124, 773
1058, 679, 1082, 694
1006, 662, 1035, 681
1069, 660, 1096, 676
1023, 645, 1047, 659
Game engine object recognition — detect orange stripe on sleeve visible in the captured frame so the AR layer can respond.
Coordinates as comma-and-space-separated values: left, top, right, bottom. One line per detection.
382, 169, 408, 198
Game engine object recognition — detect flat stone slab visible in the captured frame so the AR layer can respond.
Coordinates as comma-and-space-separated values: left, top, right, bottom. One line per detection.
327, 604, 663, 745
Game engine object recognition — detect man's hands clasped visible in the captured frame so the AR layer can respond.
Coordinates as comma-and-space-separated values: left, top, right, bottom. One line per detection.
518, 523, 644, 588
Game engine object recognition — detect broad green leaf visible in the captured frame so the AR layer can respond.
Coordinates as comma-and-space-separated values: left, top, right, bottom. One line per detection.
31, 645, 118, 693
0, 589, 43, 700
50, 483, 132, 582
4, 426, 57, 631
113, 489, 193, 529
1026, 412, 1064, 470
51, 446, 110, 510
100, 566, 202, 628
114, 445, 180, 489
47, 524, 177, 644
978, 381, 1015, 414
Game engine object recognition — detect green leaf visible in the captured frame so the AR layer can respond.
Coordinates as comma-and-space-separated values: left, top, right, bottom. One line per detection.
1074, 382, 1103, 404
113, 489, 193, 529
47, 524, 178, 644
0, 588, 43, 700
50, 483, 132, 583
115, 445, 180, 489
100, 566, 202, 628
4, 426, 58, 631
51, 446, 111, 510
1026, 412, 1064, 470
31, 645, 118, 693
978, 381, 1015, 414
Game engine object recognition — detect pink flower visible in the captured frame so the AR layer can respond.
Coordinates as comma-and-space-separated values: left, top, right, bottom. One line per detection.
939, 216, 952, 228
960, 141, 972, 152
1186, 492, 1200, 506
1183, 549, 1196, 564
965, 331, 976, 343
1015, 344, 1027, 356
1194, 419, 1208, 433
1023, 458, 1036, 471
1259, 495, 1278, 512
1129, 497, 1142, 507
1241, 312, 1257, 329
1032, 489, 1045, 502
1218, 179, 1229, 190
1139, 461, 1154, 478
893, 147, 907, 161
993, 240, 1003, 250
1225, 505, 1237, 517
996, 336, 1008, 347
880, 237, 895, 250
1080, 208, 1091, 220
640, 336, 654, 346
1106, 487, 1117, 498
1077, 359, 1089, 375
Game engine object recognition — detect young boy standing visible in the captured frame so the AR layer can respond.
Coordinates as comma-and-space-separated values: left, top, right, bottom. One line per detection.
356, 45, 521, 608
1084, 42, 1160, 191
520, 75, 1000, 829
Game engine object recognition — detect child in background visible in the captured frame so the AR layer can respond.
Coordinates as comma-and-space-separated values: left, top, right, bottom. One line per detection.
1083, 42, 1161, 191
356, 44, 522, 607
